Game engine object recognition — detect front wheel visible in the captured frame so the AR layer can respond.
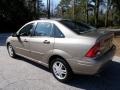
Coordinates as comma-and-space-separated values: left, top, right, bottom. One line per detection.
50, 58, 72, 82
7, 44, 16, 58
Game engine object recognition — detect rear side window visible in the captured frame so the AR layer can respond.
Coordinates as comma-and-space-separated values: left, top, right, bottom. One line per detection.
34, 22, 52, 37
53, 25, 64, 38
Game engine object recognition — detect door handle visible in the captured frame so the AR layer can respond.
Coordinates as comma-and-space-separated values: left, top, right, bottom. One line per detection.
24, 39, 28, 42
43, 40, 50, 44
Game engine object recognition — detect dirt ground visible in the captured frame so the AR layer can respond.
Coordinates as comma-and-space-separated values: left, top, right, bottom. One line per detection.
113, 37, 120, 56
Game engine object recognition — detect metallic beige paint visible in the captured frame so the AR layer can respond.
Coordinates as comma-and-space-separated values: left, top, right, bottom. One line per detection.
6, 20, 116, 75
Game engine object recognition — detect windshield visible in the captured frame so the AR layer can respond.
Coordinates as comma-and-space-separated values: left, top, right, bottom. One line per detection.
59, 20, 95, 34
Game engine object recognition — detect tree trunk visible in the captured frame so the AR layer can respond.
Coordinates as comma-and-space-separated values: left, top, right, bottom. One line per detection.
86, 0, 88, 23
95, 0, 99, 27
105, 0, 110, 27
72, 0, 75, 20
47, 0, 50, 19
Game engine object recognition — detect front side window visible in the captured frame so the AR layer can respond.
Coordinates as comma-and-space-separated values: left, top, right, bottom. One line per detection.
19, 23, 33, 36
35, 22, 52, 37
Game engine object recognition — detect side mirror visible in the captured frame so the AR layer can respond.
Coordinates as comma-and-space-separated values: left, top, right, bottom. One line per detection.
16, 33, 20, 37
11, 33, 20, 37
11, 33, 16, 37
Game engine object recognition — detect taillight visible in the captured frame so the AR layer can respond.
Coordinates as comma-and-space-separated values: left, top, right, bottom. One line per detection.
85, 42, 101, 58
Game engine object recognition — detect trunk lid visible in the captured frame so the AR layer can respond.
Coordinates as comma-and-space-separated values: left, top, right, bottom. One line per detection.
83, 29, 114, 55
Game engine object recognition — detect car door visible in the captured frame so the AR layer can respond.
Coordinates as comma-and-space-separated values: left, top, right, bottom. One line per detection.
29, 22, 54, 65
11, 23, 35, 57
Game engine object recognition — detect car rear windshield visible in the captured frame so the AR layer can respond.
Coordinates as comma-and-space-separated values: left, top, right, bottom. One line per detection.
59, 20, 95, 34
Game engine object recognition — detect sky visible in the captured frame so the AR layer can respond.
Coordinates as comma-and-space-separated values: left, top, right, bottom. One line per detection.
42, 0, 61, 9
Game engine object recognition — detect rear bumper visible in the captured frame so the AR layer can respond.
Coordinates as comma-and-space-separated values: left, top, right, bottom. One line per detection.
69, 45, 116, 75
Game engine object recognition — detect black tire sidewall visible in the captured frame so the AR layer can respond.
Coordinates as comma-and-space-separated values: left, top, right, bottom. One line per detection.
7, 44, 16, 58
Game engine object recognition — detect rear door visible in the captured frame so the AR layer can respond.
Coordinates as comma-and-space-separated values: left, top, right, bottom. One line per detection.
30, 22, 54, 64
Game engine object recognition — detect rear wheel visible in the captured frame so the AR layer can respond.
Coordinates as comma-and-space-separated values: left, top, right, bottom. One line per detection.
7, 44, 16, 58
50, 58, 72, 82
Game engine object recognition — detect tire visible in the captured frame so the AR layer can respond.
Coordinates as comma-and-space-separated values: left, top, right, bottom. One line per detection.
50, 58, 73, 83
7, 44, 16, 58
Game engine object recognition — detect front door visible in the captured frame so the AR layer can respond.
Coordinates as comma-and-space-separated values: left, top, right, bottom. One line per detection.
12, 23, 34, 57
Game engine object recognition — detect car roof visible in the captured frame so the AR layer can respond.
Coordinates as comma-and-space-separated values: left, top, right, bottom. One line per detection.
30, 18, 71, 23
39, 18, 70, 21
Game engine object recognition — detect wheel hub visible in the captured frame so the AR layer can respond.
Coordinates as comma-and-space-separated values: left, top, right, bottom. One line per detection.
53, 61, 67, 80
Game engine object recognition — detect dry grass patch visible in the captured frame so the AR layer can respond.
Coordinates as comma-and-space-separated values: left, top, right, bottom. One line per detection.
113, 37, 120, 56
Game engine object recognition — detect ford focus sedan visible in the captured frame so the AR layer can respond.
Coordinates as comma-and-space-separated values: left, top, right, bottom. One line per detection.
6, 19, 116, 82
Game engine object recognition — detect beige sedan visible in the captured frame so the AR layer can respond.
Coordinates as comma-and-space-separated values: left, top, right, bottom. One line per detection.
6, 19, 116, 82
